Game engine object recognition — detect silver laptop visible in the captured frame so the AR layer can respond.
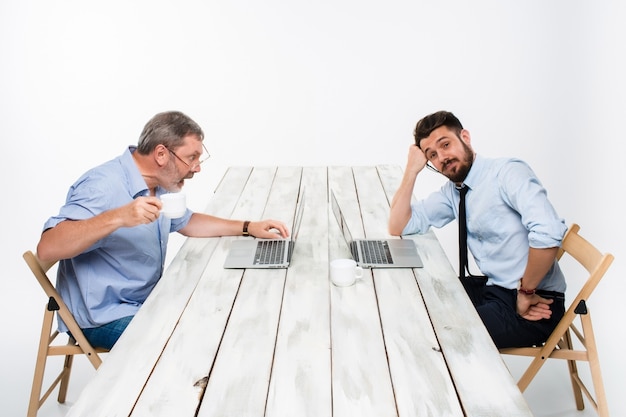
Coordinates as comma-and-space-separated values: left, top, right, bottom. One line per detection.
330, 190, 423, 268
223, 189, 305, 269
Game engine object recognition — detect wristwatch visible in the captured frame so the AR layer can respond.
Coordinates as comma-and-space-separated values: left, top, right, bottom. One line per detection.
242, 220, 251, 237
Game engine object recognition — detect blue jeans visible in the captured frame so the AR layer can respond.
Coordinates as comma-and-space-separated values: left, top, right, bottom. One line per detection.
80, 315, 134, 350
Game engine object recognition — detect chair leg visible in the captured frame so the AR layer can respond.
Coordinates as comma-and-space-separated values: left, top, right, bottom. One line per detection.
517, 357, 544, 392
28, 308, 55, 417
517, 335, 561, 392
581, 313, 609, 417
562, 328, 585, 410
57, 336, 78, 403
57, 352, 74, 403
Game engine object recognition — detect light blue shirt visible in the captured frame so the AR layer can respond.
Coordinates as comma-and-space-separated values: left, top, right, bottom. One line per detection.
43, 147, 193, 332
403, 154, 567, 292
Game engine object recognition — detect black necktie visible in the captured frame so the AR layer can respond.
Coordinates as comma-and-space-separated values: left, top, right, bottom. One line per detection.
458, 185, 469, 279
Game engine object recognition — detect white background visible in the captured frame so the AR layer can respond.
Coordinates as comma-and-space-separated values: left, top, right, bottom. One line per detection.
1, 1, 624, 416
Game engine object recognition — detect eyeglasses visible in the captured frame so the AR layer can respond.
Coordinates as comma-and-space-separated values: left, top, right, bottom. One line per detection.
166, 142, 211, 170
425, 162, 441, 174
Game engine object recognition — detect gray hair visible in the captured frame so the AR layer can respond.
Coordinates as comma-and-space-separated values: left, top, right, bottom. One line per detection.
137, 111, 204, 154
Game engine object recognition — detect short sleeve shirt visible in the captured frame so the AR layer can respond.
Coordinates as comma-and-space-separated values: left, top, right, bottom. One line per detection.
43, 147, 192, 331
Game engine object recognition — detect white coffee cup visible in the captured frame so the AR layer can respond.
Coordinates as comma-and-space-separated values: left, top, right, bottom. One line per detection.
160, 193, 187, 218
330, 258, 363, 287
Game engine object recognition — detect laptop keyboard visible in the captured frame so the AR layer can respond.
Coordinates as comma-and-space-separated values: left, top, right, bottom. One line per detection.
361, 240, 394, 264
254, 240, 286, 265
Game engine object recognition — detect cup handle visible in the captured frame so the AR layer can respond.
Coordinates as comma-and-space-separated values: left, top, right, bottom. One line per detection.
355, 266, 363, 279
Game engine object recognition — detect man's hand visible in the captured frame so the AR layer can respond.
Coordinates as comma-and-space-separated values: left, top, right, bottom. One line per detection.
248, 219, 290, 239
118, 196, 163, 227
517, 292, 554, 321
406, 144, 429, 175
388, 144, 429, 236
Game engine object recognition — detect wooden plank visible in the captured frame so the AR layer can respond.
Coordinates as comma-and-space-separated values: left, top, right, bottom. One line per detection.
130, 167, 280, 415
377, 165, 533, 417
196, 167, 303, 417
354, 166, 464, 417
68, 165, 532, 417
67, 166, 254, 417
327, 166, 397, 417
265, 167, 332, 417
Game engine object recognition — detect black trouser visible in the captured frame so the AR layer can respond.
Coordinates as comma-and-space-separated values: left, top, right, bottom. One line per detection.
461, 276, 565, 349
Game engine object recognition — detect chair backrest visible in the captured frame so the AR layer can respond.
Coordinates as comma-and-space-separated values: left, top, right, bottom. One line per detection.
23, 250, 103, 365
24, 250, 60, 303
557, 224, 614, 312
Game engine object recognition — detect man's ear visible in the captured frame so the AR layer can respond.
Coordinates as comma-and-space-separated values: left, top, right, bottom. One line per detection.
460, 129, 472, 145
154, 144, 169, 167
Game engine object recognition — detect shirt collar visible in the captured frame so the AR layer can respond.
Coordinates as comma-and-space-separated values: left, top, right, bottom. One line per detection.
122, 146, 152, 198
460, 153, 486, 191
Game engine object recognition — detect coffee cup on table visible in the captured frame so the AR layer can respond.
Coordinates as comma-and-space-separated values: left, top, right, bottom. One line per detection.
330, 258, 363, 287
160, 193, 186, 218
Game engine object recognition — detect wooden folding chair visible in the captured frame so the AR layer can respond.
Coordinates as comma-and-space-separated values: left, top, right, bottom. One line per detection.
500, 224, 614, 417
24, 250, 108, 417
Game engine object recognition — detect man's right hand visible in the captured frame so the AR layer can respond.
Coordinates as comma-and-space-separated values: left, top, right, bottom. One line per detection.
406, 144, 429, 176
119, 196, 163, 227
389, 144, 427, 236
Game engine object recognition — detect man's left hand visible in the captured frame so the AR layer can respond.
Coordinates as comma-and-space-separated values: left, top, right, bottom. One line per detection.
517, 293, 554, 321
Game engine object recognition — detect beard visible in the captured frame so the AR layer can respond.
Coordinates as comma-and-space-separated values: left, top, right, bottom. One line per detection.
442, 141, 474, 184
164, 162, 191, 192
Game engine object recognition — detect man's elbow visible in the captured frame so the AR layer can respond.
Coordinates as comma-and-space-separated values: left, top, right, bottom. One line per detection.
36, 242, 55, 264
388, 223, 404, 237
36, 230, 58, 264
388, 207, 410, 236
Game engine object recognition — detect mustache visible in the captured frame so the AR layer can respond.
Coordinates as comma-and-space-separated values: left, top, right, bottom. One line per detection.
441, 158, 455, 171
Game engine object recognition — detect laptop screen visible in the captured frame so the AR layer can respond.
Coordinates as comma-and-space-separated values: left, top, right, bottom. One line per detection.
330, 190, 353, 246
291, 187, 306, 243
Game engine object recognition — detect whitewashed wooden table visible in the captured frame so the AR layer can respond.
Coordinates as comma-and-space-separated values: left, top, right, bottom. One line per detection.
67, 166, 532, 417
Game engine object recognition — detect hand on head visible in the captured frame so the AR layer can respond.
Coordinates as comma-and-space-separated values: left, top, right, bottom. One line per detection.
406, 144, 429, 175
